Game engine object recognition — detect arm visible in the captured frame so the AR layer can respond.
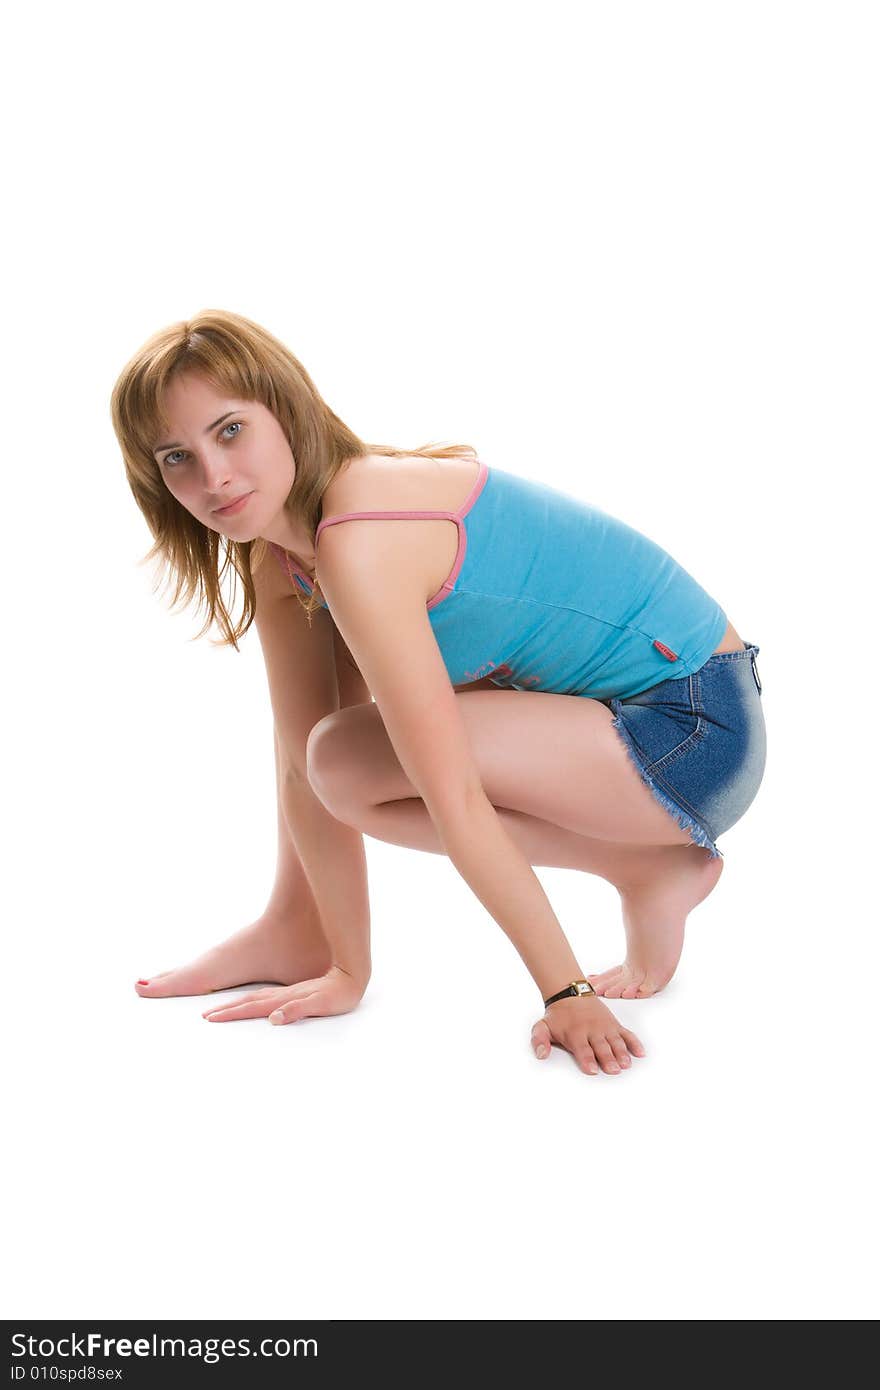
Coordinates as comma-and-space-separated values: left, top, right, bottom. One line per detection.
315, 522, 583, 1000
316, 521, 645, 1071
428, 794, 583, 998
261, 723, 313, 919
277, 762, 371, 985
253, 548, 371, 987
263, 626, 372, 923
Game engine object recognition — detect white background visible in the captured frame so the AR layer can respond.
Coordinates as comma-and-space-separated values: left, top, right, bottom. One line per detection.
3, 0, 876, 1321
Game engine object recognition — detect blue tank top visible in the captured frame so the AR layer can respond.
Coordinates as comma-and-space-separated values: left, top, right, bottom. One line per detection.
267, 458, 728, 701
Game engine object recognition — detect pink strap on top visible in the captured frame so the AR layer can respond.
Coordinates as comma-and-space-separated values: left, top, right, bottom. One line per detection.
269, 458, 489, 611
266, 543, 314, 589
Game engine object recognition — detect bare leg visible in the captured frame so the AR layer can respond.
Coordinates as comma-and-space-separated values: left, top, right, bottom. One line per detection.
345, 795, 723, 998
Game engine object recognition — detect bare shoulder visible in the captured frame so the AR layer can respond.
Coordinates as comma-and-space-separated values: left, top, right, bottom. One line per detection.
316, 504, 438, 606
317, 452, 478, 605
317, 454, 497, 697
321, 450, 484, 513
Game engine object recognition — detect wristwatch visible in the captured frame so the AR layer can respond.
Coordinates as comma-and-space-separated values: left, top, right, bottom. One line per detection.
543, 979, 596, 1008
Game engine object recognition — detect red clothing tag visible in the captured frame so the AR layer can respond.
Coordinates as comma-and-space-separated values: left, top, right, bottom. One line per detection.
653, 639, 679, 662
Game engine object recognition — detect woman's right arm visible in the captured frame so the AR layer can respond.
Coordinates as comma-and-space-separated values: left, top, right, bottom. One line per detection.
253, 552, 372, 987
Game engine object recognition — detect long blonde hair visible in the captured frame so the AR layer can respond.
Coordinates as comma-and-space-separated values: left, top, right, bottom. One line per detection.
110, 308, 478, 649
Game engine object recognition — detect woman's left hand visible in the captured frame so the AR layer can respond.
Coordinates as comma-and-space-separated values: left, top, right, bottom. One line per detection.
530, 995, 646, 1074
201, 965, 368, 1025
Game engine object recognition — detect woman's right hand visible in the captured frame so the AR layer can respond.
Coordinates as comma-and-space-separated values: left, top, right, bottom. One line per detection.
201, 964, 368, 1025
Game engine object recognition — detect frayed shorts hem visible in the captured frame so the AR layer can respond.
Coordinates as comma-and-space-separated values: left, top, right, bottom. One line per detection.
608, 710, 724, 861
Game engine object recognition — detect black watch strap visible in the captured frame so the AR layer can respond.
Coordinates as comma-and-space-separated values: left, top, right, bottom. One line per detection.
543, 979, 596, 1008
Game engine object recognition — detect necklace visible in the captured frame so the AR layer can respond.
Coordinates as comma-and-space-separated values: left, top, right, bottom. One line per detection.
281, 549, 316, 627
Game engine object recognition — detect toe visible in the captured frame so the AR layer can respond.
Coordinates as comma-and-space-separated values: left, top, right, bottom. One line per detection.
636, 971, 672, 997
136, 974, 163, 994
586, 966, 621, 983
135, 971, 170, 990
586, 967, 623, 994
137, 968, 211, 998
140, 964, 230, 998
619, 976, 646, 1000
603, 978, 629, 999
135, 972, 179, 997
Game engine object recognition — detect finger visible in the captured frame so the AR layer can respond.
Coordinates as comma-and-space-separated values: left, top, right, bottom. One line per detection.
592, 1038, 622, 1074
268, 991, 320, 1025
201, 989, 271, 1018
620, 1027, 647, 1057
609, 1036, 632, 1068
204, 995, 278, 1022
531, 1019, 553, 1059
575, 1047, 599, 1076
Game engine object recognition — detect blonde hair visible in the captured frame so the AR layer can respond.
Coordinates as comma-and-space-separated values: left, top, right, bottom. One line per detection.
110, 308, 478, 649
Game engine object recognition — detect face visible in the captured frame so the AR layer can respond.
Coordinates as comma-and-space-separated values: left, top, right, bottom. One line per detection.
153, 372, 304, 549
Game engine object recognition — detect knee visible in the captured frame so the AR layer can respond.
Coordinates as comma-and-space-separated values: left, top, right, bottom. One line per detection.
305, 710, 359, 815
305, 711, 341, 797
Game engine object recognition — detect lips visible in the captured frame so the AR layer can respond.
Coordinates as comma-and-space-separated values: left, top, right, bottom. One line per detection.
213, 492, 252, 514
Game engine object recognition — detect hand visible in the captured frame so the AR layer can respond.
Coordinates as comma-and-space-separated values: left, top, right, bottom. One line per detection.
201, 964, 367, 1025
530, 995, 646, 1075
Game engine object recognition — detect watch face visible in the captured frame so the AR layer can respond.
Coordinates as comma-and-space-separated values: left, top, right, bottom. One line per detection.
575, 981, 593, 995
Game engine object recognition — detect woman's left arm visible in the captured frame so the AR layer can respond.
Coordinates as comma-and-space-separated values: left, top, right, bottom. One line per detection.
316, 523, 644, 1070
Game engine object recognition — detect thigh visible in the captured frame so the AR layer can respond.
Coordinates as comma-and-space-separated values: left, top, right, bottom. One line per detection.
308, 687, 698, 848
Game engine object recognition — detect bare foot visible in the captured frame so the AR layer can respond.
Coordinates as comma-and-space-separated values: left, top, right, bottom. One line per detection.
134, 908, 332, 999
587, 848, 724, 999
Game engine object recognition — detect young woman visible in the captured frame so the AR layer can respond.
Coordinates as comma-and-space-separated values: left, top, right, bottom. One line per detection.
111, 308, 767, 1077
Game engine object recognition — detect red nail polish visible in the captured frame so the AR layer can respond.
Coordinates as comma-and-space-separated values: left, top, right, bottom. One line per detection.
137, 979, 150, 985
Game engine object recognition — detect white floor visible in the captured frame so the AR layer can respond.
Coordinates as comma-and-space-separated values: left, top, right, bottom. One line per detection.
6, 789, 875, 1320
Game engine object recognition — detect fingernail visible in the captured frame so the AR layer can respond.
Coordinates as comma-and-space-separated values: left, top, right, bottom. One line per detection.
269, 1011, 284, 1024
137, 979, 150, 985
536, 1045, 548, 1059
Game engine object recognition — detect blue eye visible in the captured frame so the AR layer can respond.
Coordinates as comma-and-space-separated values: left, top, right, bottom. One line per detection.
163, 420, 242, 467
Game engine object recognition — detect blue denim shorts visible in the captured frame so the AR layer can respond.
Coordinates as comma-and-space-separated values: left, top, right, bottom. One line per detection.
604, 643, 767, 859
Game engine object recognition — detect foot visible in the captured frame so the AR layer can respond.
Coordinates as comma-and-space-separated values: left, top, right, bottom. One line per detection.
134, 908, 332, 999
587, 848, 724, 999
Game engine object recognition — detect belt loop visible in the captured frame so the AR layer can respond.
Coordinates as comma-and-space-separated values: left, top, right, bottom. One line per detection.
751, 651, 763, 695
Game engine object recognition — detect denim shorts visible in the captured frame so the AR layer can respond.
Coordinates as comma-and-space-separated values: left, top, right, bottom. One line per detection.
603, 643, 767, 859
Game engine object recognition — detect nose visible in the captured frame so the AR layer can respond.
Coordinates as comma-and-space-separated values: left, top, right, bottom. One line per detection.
197, 447, 235, 497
